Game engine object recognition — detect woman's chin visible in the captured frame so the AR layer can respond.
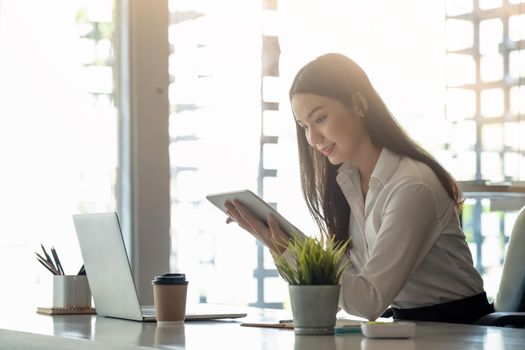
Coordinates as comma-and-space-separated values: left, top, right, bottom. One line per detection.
327, 156, 344, 165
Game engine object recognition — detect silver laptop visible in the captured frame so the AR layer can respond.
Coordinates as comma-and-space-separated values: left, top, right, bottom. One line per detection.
73, 212, 247, 322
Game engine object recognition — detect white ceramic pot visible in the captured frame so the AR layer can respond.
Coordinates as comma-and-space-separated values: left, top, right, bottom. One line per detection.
289, 284, 340, 335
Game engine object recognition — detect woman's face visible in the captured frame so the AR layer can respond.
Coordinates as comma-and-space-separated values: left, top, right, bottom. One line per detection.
291, 93, 369, 165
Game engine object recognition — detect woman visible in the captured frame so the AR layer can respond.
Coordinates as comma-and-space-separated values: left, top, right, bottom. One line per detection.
224, 53, 492, 324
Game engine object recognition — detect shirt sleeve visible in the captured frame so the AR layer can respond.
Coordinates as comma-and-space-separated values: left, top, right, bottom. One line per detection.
339, 182, 443, 320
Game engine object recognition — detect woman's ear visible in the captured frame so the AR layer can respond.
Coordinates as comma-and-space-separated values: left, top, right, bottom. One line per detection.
352, 91, 368, 118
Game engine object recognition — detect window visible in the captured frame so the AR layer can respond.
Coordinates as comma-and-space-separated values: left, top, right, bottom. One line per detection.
168, 0, 266, 306
0, 0, 117, 313
445, 0, 525, 299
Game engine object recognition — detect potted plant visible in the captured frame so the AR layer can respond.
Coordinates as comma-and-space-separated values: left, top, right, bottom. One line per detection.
274, 232, 351, 335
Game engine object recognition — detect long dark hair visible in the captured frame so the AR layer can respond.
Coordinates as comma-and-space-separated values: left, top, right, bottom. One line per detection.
289, 53, 461, 242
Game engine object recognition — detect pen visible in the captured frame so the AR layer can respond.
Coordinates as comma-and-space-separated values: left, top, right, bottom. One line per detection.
51, 247, 65, 275
41, 244, 55, 268
335, 324, 362, 334
279, 319, 293, 324
35, 253, 60, 275
36, 256, 59, 275
37, 243, 86, 277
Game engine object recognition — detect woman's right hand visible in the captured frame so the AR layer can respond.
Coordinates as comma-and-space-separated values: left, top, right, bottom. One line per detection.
224, 199, 289, 256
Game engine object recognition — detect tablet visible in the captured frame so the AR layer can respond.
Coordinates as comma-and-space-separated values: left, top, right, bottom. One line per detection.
206, 189, 305, 239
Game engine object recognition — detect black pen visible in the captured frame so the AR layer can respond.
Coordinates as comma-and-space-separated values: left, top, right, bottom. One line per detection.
51, 247, 65, 275
35, 253, 60, 275
36, 257, 58, 275
41, 244, 55, 268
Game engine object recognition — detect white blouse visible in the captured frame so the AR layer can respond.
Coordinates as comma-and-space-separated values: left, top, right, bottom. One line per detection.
335, 148, 484, 320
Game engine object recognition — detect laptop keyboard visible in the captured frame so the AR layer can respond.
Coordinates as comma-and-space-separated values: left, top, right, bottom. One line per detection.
142, 308, 155, 316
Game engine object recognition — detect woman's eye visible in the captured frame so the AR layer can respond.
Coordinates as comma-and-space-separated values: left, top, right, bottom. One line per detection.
315, 115, 327, 124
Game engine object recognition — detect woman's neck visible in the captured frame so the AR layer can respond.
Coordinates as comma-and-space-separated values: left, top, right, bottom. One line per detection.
352, 141, 383, 197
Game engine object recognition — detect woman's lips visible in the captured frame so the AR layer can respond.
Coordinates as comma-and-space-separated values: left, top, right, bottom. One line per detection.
320, 144, 335, 156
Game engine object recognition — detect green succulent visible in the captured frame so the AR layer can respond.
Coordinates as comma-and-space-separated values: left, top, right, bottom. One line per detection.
274, 232, 351, 285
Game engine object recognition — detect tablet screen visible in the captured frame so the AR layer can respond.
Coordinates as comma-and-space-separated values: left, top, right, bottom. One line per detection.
206, 189, 305, 239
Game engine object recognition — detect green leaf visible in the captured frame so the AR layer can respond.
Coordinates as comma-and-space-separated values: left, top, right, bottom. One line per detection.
274, 231, 352, 285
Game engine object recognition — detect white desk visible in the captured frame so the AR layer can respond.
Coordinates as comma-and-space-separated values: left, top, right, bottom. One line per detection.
1, 308, 524, 349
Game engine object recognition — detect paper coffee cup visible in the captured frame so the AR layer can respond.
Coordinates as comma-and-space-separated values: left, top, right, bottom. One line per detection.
152, 273, 188, 324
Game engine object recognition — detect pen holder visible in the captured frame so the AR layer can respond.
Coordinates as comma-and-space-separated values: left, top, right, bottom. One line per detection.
53, 275, 91, 308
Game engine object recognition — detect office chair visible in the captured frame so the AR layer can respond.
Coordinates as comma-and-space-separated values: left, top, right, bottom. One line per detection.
475, 205, 525, 327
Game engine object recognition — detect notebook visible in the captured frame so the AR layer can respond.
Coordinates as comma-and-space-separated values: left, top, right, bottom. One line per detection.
72, 212, 247, 322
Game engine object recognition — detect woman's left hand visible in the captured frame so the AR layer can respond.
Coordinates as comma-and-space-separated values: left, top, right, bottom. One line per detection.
224, 199, 289, 255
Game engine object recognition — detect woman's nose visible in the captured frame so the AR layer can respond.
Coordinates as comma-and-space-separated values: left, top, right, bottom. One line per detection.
307, 127, 323, 145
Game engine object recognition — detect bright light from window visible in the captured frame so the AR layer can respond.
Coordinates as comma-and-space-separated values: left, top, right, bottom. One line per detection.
0, 0, 116, 313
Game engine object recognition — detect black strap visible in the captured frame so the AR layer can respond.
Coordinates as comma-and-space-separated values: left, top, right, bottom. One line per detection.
380, 307, 394, 318
391, 292, 494, 324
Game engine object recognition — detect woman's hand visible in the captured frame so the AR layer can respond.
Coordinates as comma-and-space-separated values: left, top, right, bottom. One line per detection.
224, 199, 289, 255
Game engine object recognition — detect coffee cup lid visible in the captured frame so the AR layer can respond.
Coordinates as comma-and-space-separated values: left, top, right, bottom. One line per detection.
152, 273, 188, 285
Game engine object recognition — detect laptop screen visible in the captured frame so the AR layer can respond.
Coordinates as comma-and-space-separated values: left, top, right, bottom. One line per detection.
73, 212, 144, 321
